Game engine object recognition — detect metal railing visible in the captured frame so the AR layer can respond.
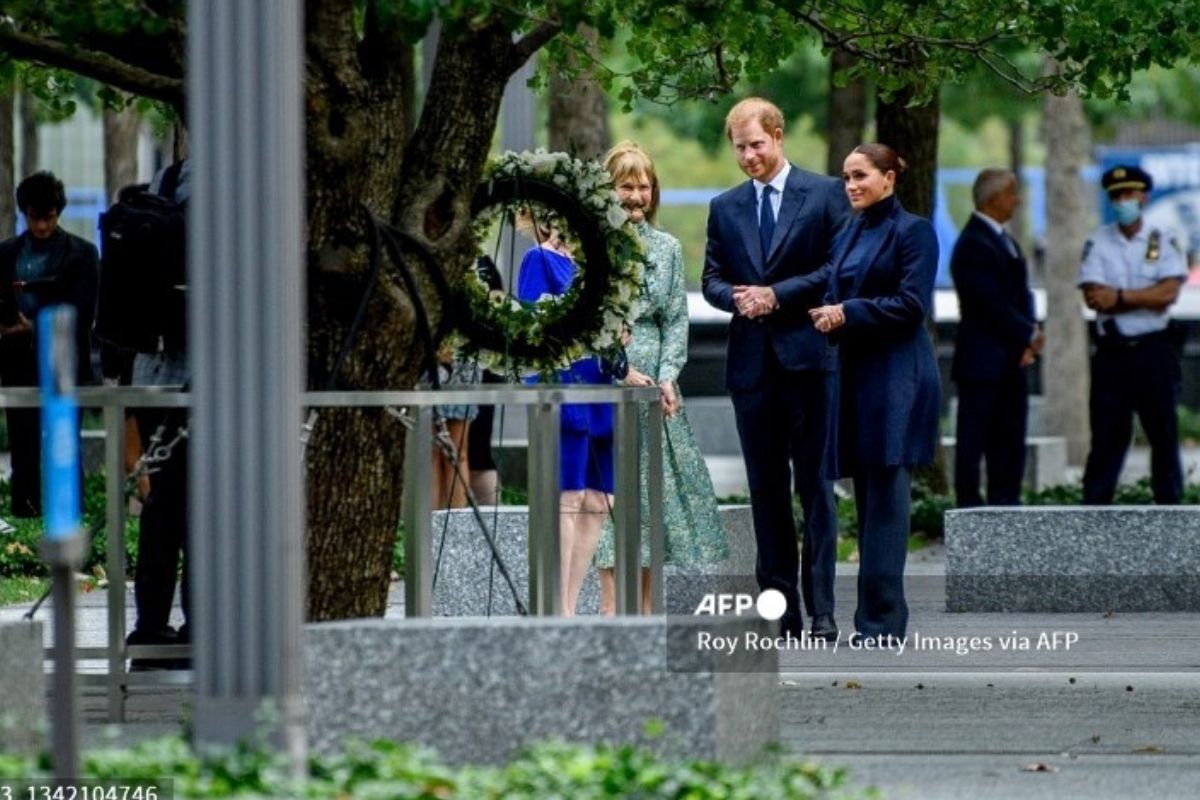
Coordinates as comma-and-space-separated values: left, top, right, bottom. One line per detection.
0, 383, 664, 721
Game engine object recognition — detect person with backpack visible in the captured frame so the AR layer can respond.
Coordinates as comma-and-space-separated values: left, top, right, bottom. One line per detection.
96, 159, 192, 668
0, 171, 99, 518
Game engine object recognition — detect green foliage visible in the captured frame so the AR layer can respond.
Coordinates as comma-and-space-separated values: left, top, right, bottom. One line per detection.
1025, 476, 1200, 505
0, 735, 862, 799
0, 472, 139, 578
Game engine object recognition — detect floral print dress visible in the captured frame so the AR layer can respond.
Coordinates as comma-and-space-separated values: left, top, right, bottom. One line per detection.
595, 222, 728, 568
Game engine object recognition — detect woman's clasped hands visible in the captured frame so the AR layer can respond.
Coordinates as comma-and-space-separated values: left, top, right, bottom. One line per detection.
808, 304, 846, 333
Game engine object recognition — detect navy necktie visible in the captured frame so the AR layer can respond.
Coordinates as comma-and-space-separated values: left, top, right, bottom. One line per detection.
759, 184, 776, 260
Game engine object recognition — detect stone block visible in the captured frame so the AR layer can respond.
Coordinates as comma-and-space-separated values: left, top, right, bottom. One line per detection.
941, 435, 1068, 492
430, 505, 755, 616
305, 615, 778, 765
946, 507, 1200, 611
947, 394, 1048, 437
0, 621, 44, 754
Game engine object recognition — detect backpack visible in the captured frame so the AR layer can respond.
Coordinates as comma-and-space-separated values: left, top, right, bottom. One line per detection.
94, 161, 187, 355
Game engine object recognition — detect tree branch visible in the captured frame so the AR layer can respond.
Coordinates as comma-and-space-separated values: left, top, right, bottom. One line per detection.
0, 27, 184, 109
512, 19, 562, 66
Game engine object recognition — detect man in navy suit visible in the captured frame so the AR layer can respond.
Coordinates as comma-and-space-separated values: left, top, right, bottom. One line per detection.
950, 169, 1043, 508
702, 98, 849, 641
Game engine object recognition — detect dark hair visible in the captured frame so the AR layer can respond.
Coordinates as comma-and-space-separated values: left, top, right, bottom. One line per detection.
16, 171, 67, 216
851, 143, 908, 180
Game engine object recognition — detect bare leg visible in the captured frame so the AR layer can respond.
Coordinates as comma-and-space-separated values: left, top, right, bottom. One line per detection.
564, 489, 609, 616
430, 446, 451, 509
598, 567, 616, 617
445, 419, 471, 509
470, 469, 499, 506
559, 490, 584, 616
641, 567, 653, 615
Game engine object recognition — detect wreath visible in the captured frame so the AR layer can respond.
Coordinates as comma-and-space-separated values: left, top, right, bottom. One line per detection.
448, 150, 646, 376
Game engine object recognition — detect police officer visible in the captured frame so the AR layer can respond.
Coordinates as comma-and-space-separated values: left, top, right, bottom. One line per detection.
1078, 165, 1187, 504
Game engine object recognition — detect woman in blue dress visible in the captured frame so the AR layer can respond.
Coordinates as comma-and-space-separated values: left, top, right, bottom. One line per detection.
808, 143, 940, 643
515, 213, 616, 616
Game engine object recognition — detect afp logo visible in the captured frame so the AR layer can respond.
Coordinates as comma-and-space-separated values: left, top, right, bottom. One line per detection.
693, 588, 787, 620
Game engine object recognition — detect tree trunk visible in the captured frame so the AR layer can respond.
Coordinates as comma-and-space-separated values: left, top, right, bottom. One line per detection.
1008, 117, 1027, 250
547, 26, 609, 158
302, 17, 519, 621
103, 106, 140, 201
875, 88, 949, 494
1041, 76, 1091, 464
825, 49, 867, 177
0, 91, 14, 239
19, 91, 37, 178
875, 87, 939, 218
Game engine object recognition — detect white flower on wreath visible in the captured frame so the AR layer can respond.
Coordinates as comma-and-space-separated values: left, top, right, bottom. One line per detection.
606, 204, 629, 230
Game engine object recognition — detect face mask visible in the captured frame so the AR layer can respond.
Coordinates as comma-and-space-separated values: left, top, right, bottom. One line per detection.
1112, 198, 1142, 226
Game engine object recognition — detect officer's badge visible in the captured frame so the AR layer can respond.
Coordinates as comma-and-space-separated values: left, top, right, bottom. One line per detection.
1114, 168, 1127, 179
1147, 230, 1161, 262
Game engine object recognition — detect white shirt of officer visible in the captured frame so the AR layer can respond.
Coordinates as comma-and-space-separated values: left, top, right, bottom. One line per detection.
1076, 222, 1187, 337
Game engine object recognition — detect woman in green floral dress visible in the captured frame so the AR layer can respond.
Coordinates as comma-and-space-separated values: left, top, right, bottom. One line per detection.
596, 141, 729, 614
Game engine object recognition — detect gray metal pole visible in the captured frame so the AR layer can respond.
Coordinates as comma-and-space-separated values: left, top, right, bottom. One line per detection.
527, 401, 561, 615
102, 405, 127, 721
403, 407, 433, 616
188, 0, 306, 762
613, 398, 641, 614
646, 404, 664, 614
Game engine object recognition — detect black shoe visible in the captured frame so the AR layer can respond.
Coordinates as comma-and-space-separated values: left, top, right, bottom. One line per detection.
127, 626, 182, 671
780, 613, 804, 641
810, 614, 839, 643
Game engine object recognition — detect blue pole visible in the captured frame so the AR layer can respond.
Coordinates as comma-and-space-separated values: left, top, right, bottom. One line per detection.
37, 305, 84, 779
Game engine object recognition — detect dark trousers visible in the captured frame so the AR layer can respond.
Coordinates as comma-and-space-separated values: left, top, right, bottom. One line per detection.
132, 410, 190, 636
1, 346, 41, 517
1083, 334, 1182, 505
731, 360, 837, 624
954, 373, 1028, 507
852, 465, 910, 638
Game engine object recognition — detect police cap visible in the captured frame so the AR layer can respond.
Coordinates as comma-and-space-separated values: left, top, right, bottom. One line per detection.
1101, 165, 1152, 194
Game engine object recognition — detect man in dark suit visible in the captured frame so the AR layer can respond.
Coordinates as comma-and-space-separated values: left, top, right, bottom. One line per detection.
950, 169, 1043, 508
702, 97, 849, 641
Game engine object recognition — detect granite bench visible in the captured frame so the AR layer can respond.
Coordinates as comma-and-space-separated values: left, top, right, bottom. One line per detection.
946, 506, 1200, 611
305, 615, 778, 765
0, 621, 44, 755
429, 505, 756, 616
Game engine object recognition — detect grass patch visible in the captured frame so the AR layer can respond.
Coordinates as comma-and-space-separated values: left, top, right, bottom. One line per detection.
0, 575, 48, 606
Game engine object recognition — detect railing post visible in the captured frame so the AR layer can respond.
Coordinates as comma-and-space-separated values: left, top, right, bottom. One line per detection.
646, 398, 664, 614
614, 392, 642, 615
527, 396, 561, 615
403, 406, 433, 616
103, 404, 127, 721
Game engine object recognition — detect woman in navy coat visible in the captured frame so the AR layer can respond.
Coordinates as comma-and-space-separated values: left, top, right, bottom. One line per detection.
809, 143, 940, 642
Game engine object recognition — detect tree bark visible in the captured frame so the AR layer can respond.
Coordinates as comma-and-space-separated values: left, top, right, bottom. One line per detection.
875, 87, 939, 218
19, 91, 37, 178
875, 87, 949, 494
825, 48, 867, 177
1041, 76, 1091, 464
103, 106, 141, 201
302, 17, 521, 621
1008, 117, 1027, 250
0, 91, 14, 239
547, 26, 609, 158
